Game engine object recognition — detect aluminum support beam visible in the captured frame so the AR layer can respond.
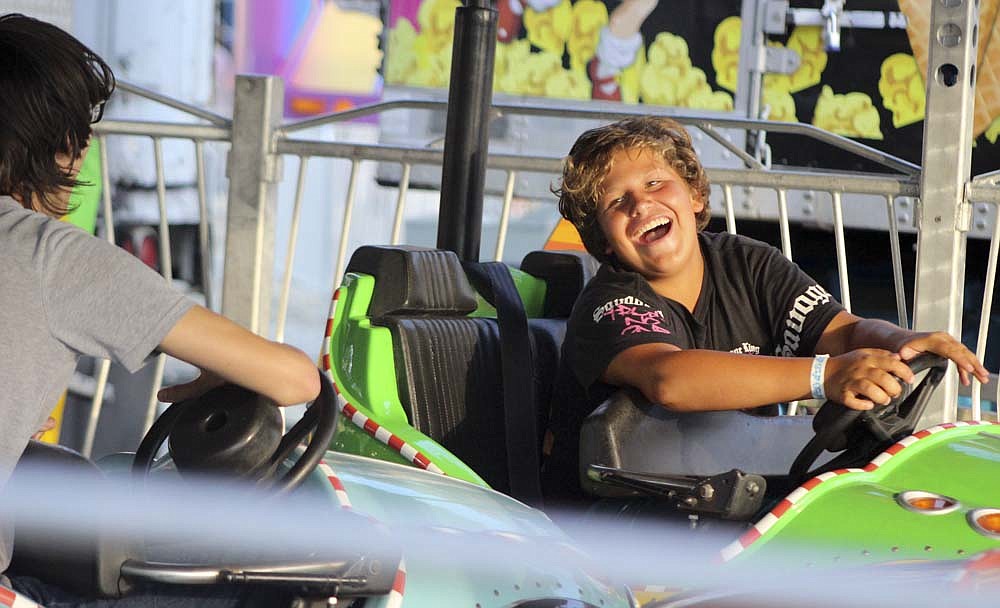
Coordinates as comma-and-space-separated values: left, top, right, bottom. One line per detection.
222, 75, 284, 334
914, 1, 978, 426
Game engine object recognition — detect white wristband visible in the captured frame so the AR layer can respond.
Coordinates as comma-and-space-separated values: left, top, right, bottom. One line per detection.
811, 354, 829, 400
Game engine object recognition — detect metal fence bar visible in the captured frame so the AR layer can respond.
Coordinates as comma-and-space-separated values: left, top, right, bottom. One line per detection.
694, 122, 763, 170
94, 120, 230, 141
277, 99, 918, 174
195, 140, 213, 309
502, 111, 919, 175
831, 191, 851, 312
275, 150, 920, 196
775, 188, 792, 260
275, 157, 310, 343
333, 159, 361, 287
494, 171, 517, 261
886, 195, 909, 329
279, 100, 446, 133
708, 169, 919, 198
281, 135, 921, 199
969, 183, 1000, 204
391, 163, 412, 245
80, 136, 116, 458
154, 137, 173, 290
972, 202, 1000, 419
116, 81, 230, 126
722, 184, 737, 234
142, 137, 172, 434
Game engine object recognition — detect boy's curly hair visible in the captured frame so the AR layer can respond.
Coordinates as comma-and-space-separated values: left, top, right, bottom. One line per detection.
553, 116, 711, 264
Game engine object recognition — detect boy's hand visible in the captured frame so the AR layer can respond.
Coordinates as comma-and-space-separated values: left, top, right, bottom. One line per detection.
895, 331, 990, 386
824, 349, 915, 411
157, 369, 225, 403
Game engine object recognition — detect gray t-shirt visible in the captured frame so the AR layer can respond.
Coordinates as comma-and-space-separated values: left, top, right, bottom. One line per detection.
0, 195, 193, 572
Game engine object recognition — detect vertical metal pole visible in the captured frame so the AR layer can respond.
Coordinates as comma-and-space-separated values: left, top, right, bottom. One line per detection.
735, 0, 766, 128
722, 184, 737, 234
831, 191, 851, 313
776, 189, 792, 260
886, 195, 909, 330
222, 75, 284, 334
195, 141, 213, 310
275, 156, 309, 343
436, 0, 498, 261
971, 208, 1000, 420
914, 1, 978, 426
144, 138, 172, 434
81, 137, 116, 458
333, 159, 361, 287
494, 170, 517, 261
391, 164, 412, 244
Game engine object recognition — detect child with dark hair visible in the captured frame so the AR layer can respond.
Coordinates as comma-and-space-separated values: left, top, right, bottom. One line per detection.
544, 115, 989, 498
0, 13, 318, 606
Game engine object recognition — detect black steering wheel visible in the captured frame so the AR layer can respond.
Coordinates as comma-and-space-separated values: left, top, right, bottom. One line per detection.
132, 368, 338, 494
787, 354, 948, 483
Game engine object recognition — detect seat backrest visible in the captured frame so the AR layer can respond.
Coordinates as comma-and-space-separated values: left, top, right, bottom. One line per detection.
6, 441, 132, 598
344, 246, 595, 497
520, 250, 600, 318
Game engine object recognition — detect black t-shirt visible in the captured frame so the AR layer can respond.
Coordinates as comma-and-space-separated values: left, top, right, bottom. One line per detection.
544, 232, 844, 500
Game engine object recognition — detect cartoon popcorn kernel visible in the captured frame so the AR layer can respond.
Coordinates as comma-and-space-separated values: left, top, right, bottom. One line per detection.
641, 31, 731, 110
418, 0, 461, 47
786, 27, 827, 93
879, 53, 925, 128
813, 85, 883, 140
712, 15, 741, 93
567, 0, 609, 72
524, 0, 573, 56
762, 85, 797, 122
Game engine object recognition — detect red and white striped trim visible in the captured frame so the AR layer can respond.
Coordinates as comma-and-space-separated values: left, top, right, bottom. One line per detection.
386, 559, 407, 608
0, 587, 41, 608
719, 420, 997, 562
862, 421, 995, 472
319, 459, 352, 508
322, 289, 444, 475
720, 467, 863, 562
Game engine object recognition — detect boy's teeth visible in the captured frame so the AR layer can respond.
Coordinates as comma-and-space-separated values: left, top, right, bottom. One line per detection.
636, 218, 670, 238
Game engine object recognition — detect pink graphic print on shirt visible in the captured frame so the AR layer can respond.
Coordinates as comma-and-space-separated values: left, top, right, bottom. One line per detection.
616, 305, 671, 335
593, 296, 672, 336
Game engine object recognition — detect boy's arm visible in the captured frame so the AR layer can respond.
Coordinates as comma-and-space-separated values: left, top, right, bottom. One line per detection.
815, 311, 989, 386
603, 342, 914, 412
156, 305, 320, 407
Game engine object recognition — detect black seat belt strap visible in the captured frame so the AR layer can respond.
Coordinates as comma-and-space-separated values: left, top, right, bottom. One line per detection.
463, 261, 543, 506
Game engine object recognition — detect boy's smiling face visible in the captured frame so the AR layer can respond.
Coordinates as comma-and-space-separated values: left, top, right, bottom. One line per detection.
596, 147, 704, 291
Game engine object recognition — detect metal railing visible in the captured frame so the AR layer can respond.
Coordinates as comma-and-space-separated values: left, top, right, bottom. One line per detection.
78, 64, 1000, 456
84, 91, 232, 457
